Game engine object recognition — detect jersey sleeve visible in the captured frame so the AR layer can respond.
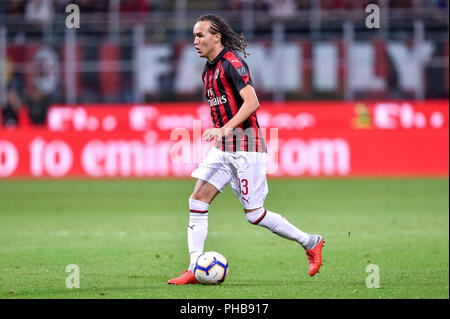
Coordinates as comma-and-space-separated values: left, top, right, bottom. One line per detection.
224, 57, 253, 92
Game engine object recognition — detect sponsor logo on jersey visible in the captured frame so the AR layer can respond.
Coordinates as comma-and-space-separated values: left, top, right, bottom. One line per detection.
207, 88, 227, 107
208, 95, 228, 107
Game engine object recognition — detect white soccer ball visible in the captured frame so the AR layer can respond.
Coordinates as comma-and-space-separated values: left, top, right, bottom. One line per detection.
194, 251, 229, 285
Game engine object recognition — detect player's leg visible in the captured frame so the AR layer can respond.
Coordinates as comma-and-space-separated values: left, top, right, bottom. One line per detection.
168, 148, 232, 285
168, 180, 219, 285
244, 206, 321, 250
187, 179, 220, 272
231, 151, 324, 276
244, 206, 324, 276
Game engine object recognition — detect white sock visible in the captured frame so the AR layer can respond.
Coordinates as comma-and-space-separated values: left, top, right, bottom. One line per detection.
187, 198, 209, 271
246, 207, 311, 249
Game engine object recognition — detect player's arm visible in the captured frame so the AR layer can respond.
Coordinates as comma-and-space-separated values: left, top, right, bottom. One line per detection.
202, 85, 259, 141
221, 85, 259, 130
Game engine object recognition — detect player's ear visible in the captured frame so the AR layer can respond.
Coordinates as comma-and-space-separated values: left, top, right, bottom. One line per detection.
215, 33, 221, 44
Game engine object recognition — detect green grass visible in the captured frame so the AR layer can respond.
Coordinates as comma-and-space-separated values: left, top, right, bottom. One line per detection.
0, 178, 448, 299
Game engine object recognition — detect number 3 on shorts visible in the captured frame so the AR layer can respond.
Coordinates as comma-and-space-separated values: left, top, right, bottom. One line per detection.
238, 178, 248, 195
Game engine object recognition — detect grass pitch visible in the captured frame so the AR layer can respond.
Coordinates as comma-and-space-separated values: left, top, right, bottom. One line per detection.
0, 178, 448, 299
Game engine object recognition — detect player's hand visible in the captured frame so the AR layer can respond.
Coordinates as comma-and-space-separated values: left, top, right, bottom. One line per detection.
202, 128, 233, 141
202, 128, 224, 141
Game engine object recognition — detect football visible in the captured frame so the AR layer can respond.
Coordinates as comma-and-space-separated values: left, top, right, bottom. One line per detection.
194, 251, 229, 284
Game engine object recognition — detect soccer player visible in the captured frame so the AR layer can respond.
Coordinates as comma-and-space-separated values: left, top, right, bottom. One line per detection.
168, 14, 324, 285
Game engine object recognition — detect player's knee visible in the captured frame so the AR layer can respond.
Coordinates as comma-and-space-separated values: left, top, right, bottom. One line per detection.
189, 192, 201, 201
245, 207, 266, 225
190, 182, 219, 204
189, 192, 210, 204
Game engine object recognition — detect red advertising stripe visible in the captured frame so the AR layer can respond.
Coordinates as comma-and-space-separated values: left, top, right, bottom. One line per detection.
42, 100, 449, 133
0, 101, 448, 178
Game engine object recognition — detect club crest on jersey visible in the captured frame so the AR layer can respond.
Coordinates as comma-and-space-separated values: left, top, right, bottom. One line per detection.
214, 68, 220, 79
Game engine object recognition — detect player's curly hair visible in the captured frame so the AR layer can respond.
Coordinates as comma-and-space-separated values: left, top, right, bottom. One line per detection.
197, 14, 249, 58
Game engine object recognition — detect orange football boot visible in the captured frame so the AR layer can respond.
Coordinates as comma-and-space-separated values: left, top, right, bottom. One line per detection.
168, 270, 199, 285
305, 237, 324, 276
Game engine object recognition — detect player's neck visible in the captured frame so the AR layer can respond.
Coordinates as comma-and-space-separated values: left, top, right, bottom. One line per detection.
207, 45, 225, 63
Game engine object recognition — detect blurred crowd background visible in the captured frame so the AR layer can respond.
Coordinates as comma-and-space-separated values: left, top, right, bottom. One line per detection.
0, 0, 448, 126
1, 0, 449, 15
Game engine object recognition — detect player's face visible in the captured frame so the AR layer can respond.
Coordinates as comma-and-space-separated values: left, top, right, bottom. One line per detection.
193, 21, 221, 60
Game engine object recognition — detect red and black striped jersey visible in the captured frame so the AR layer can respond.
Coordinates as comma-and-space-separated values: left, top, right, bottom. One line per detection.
202, 48, 266, 153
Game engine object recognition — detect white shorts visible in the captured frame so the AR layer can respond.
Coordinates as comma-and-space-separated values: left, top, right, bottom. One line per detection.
191, 147, 269, 210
